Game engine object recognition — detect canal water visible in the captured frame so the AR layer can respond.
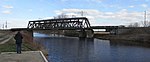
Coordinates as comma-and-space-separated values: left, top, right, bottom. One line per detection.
34, 33, 150, 62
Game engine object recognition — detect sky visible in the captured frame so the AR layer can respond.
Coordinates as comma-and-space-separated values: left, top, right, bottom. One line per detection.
0, 0, 150, 28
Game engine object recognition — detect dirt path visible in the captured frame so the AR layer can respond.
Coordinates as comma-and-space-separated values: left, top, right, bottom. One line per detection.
0, 31, 15, 44
0, 51, 48, 62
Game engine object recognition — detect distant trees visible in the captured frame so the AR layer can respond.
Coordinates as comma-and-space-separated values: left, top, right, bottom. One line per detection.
128, 22, 140, 27
127, 21, 150, 27
141, 20, 150, 27
127, 22, 137, 27
54, 13, 68, 19
54, 13, 77, 19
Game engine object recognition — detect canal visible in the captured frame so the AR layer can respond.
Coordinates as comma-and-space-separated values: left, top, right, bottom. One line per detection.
34, 33, 150, 62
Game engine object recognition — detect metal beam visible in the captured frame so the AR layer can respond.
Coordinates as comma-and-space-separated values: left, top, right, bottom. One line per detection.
27, 17, 91, 30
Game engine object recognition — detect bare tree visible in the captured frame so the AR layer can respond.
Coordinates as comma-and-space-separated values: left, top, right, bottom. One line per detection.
128, 23, 134, 27
58, 13, 67, 18
141, 21, 150, 27
128, 22, 140, 27
141, 11, 150, 27
54, 13, 78, 19
133, 22, 140, 27
53, 13, 68, 19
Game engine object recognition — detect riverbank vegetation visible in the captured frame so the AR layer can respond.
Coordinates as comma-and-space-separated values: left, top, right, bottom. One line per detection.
0, 30, 37, 53
0, 30, 48, 56
110, 39, 150, 48
99, 28, 150, 43
0, 38, 36, 53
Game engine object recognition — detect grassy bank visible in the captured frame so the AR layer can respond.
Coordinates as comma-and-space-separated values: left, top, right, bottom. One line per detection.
0, 30, 48, 60
109, 39, 150, 48
97, 28, 150, 43
0, 30, 41, 53
0, 37, 37, 53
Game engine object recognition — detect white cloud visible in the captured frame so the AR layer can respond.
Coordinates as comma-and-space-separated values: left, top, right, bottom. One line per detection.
106, 5, 122, 9
129, 5, 135, 8
92, 0, 103, 2
2, 5, 13, 9
141, 4, 148, 8
109, 5, 117, 8
2, 10, 11, 14
39, 0, 44, 1
145, 0, 149, 2
87, 0, 103, 3
61, 0, 68, 2
55, 9, 102, 16
28, 9, 33, 12
1, 8, 148, 28
43, 17, 53, 19
8, 20, 28, 28
0, 19, 28, 29
55, 9, 147, 26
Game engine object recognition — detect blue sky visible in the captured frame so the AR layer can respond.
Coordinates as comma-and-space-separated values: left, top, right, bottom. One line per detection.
0, 0, 150, 28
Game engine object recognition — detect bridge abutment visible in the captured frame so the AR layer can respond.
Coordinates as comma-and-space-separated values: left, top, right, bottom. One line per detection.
22, 30, 34, 42
11, 29, 34, 42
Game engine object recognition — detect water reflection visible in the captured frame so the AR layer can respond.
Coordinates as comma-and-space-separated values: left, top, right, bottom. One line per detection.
78, 38, 94, 62
109, 40, 150, 62
34, 33, 150, 62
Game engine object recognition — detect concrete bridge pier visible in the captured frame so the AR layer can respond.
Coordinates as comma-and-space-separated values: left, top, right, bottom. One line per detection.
79, 29, 87, 38
106, 28, 118, 35
106, 29, 111, 32
86, 29, 94, 38
110, 29, 118, 35
27, 30, 34, 37
79, 29, 94, 39
86, 29, 94, 41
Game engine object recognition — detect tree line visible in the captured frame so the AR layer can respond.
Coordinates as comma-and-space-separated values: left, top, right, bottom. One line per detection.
128, 20, 150, 27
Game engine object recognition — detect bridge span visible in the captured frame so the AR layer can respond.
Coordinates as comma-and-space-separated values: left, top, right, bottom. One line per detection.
11, 17, 94, 38
12, 17, 141, 38
27, 17, 91, 30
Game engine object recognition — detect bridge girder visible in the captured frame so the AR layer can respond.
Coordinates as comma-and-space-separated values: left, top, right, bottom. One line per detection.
27, 17, 91, 30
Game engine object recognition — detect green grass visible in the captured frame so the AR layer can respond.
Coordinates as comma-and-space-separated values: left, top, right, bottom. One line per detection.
0, 38, 37, 53
0, 41, 16, 52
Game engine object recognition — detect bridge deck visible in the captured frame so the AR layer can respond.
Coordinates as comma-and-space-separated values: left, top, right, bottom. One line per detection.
91, 26, 119, 29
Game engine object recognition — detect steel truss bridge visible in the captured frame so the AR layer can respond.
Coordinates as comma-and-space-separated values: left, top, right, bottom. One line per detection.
27, 17, 91, 30
10, 17, 121, 38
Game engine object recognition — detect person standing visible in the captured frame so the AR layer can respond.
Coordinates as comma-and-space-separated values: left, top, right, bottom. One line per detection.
14, 31, 23, 54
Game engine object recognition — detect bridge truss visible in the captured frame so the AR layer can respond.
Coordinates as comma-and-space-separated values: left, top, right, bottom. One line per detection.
27, 17, 91, 30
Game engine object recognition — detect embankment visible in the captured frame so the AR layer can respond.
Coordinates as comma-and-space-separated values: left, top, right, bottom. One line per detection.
0, 30, 48, 56
98, 28, 150, 43
20, 30, 48, 56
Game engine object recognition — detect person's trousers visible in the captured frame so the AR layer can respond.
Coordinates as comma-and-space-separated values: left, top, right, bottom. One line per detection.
16, 44, 22, 54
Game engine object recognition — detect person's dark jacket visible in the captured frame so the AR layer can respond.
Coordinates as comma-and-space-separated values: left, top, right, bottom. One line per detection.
14, 32, 23, 44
